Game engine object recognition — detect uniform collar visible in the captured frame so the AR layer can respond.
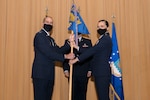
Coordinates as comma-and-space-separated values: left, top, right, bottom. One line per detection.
78, 37, 82, 42
42, 28, 50, 36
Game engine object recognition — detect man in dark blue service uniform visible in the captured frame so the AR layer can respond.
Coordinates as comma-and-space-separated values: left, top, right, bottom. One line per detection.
63, 32, 92, 100
32, 16, 74, 100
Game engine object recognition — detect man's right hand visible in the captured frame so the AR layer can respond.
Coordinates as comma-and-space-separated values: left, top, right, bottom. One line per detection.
64, 53, 75, 59
64, 71, 69, 78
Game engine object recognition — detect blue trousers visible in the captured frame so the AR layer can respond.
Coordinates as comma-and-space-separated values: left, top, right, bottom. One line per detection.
32, 78, 54, 100
94, 76, 110, 100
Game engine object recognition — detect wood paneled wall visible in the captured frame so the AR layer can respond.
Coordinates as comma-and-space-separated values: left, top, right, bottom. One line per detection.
0, 0, 150, 100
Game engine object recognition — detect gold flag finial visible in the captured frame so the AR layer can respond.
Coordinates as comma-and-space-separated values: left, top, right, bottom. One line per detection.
111, 14, 116, 22
45, 7, 48, 17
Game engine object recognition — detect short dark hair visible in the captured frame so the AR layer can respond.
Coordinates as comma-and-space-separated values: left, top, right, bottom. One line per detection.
98, 20, 109, 27
43, 16, 52, 23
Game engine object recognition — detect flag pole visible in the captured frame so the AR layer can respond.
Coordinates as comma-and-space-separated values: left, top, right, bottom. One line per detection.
69, 31, 74, 100
45, 7, 48, 17
45, 0, 48, 17
110, 67, 120, 100
110, 84, 120, 100
110, 14, 121, 100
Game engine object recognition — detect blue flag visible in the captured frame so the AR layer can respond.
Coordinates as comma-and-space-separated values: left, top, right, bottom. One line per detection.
110, 23, 124, 100
68, 4, 89, 34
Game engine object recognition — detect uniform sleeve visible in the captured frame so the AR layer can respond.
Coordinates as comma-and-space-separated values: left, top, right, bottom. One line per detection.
34, 33, 65, 62
59, 39, 71, 54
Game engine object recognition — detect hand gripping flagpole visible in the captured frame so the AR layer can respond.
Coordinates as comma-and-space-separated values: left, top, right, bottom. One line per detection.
69, 31, 74, 100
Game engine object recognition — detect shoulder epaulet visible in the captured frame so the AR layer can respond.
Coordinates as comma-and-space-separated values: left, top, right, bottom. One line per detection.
39, 30, 43, 33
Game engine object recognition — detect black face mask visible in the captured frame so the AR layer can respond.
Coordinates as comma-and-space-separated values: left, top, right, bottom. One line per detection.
97, 28, 107, 35
43, 24, 53, 32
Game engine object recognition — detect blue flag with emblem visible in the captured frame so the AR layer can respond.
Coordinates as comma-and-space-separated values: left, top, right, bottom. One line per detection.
110, 22, 124, 100
68, 4, 89, 34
